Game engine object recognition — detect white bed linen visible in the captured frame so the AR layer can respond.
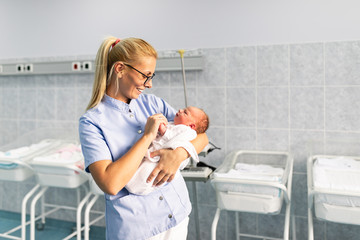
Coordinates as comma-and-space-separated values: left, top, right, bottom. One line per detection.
213, 163, 283, 197
313, 157, 360, 207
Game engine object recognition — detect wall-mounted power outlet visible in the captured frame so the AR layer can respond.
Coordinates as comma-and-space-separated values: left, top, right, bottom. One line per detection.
25, 64, 33, 72
0, 65, 2, 73
16, 64, 25, 73
83, 61, 92, 71
72, 62, 81, 71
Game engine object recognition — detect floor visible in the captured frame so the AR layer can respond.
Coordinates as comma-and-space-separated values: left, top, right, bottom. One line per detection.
0, 210, 105, 240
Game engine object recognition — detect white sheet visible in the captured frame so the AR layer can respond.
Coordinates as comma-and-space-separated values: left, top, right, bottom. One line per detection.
0, 139, 56, 160
213, 163, 284, 197
313, 157, 360, 207
33, 143, 83, 164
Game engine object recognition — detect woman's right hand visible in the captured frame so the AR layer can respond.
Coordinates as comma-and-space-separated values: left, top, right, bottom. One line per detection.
143, 113, 168, 140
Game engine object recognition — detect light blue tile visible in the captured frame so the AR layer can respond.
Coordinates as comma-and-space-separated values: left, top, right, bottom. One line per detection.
290, 130, 324, 173
169, 87, 196, 110
290, 43, 324, 86
257, 45, 289, 86
37, 89, 56, 120
77, 73, 94, 87
325, 131, 360, 156
290, 87, 324, 130
326, 221, 360, 240
197, 87, 226, 127
56, 74, 77, 88
198, 205, 226, 240
226, 87, 256, 128
198, 48, 226, 87
291, 173, 307, 217
19, 89, 36, 120
169, 71, 197, 87
2, 88, 18, 119
196, 181, 217, 206
237, 212, 258, 235
325, 41, 360, 86
76, 87, 92, 118
0, 75, 19, 88
203, 126, 225, 167
325, 87, 360, 131
226, 46, 256, 86
258, 214, 285, 239
257, 129, 289, 151
56, 88, 77, 121
2, 181, 20, 212
36, 75, 57, 87
225, 128, 256, 153
18, 120, 37, 137
0, 120, 18, 145
257, 87, 289, 128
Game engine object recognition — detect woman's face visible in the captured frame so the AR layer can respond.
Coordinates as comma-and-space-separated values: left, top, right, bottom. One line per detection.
116, 56, 156, 103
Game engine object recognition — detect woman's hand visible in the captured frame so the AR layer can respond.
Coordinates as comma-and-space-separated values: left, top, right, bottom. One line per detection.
144, 113, 168, 141
146, 148, 188, 186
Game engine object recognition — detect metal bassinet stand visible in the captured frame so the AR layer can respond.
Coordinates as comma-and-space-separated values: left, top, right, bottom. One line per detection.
27, 140, 90, 240
0, 130, 64, 240
210, 150, 295, 240
307, 154, 360, 240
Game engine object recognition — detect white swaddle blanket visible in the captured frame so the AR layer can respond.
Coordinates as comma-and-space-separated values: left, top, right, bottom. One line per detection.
213, 163, 284, 197
126, 124, 198, 195
313, 157, 360, 207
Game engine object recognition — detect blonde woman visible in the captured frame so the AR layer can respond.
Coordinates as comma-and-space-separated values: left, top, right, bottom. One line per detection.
79, 37, 208, 240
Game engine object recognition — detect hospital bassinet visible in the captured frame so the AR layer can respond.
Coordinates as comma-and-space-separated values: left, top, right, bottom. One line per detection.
0, 129, 66, 240
307, 154, 360, 240
210, 150, 294, 240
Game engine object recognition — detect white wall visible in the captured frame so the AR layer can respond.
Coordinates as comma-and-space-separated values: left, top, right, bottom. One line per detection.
2, 0, 360, 59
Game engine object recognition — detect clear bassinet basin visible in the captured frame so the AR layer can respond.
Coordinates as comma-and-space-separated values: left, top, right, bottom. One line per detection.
211, 150, 292, 214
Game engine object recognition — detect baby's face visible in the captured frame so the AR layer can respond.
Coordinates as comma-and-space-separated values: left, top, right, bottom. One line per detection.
174, 106, 201, 126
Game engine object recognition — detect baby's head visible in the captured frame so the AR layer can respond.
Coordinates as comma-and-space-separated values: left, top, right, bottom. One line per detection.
174, 106, 209, 134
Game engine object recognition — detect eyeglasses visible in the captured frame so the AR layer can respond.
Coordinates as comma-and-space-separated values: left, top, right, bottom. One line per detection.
124, 63, 155, 85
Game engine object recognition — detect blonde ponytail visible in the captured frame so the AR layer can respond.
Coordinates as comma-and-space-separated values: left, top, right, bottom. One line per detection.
85, 36, 157, 111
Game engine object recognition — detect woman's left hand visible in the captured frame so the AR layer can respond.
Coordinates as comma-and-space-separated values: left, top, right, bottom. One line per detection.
147, 148, 188, 186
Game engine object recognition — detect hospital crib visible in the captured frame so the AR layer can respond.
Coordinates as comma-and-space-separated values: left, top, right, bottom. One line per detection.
0, 128, 104, 240
0, 129, 64, 240
307, 154, 360, 240
210, 150, 295, 240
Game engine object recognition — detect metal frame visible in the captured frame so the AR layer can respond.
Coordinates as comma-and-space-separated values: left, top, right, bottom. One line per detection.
307, 154, 360, 240
211, 150, 296, 240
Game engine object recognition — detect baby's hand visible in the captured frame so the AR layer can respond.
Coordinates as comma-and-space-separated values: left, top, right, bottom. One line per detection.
158, 123, 167, 136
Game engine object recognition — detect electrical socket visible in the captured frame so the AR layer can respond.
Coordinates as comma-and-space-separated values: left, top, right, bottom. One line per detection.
0, 65, 2, 73
25, 64, 33, 72
16, 64, 25, 73
72, 62, 81, 71
83, 61, 92, 71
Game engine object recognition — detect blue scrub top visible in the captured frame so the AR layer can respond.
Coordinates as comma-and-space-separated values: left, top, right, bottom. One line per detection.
79, 94, 192, 240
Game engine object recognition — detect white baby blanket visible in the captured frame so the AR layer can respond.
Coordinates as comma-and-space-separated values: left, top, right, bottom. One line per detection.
126, 123, 198, 195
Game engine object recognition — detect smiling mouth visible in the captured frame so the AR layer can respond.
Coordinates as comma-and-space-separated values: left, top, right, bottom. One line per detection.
137, 88, 144, 93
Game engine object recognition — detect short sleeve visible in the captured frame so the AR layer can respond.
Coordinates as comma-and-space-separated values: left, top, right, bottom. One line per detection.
79, 115, 112, 172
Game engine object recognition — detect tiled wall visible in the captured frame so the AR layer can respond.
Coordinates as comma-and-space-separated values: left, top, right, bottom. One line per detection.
1, 41, 360, 239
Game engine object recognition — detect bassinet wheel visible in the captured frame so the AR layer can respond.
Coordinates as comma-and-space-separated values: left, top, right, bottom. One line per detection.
35, 221, 45, 231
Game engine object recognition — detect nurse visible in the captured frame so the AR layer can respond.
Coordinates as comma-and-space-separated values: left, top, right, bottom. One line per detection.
79, 36, 208, 240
